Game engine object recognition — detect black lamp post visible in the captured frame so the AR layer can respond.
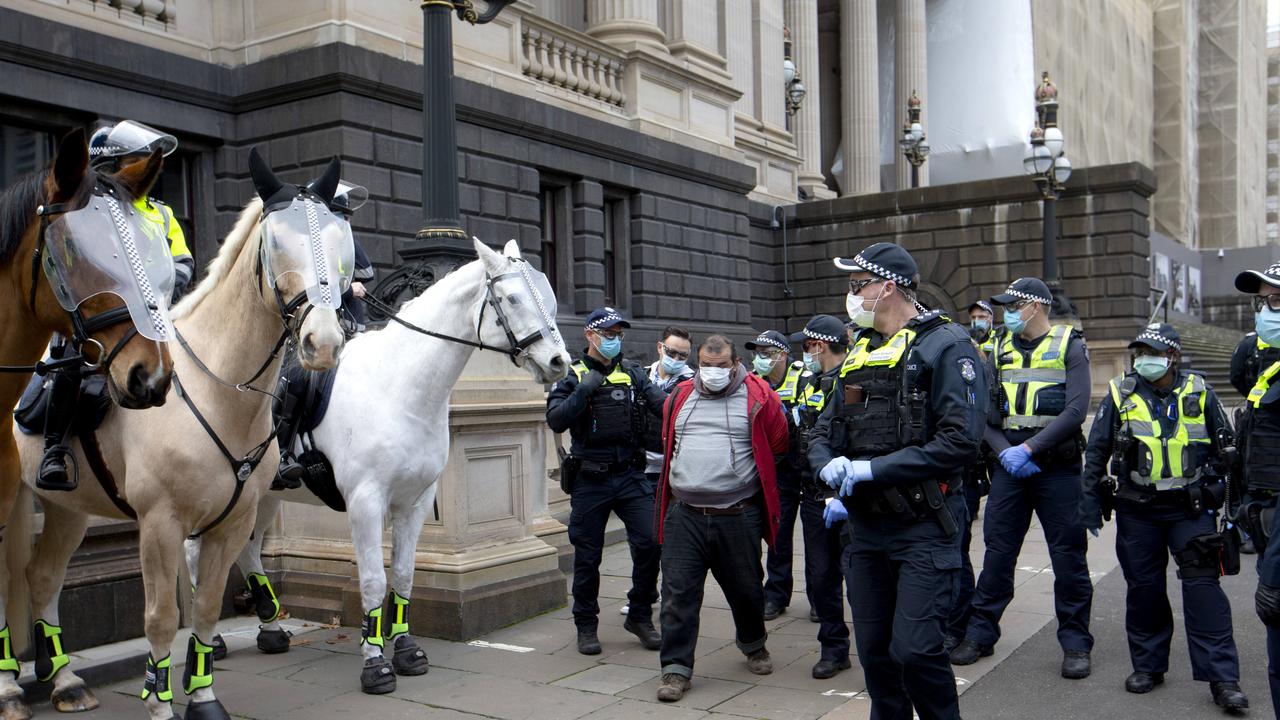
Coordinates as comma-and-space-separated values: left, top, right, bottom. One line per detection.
1022, 71, 1075, 318
374, 0, 516, 315
898, 90, 929, 189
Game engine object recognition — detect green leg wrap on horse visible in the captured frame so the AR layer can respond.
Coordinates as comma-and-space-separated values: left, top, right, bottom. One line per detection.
361, 607, 385, 649
141, 654, 174, 703
33, 619, 70, 682
182, 635, 215, 695
388, 593, 411, 640
0, 625, 18, 678
246, 572, 282, 624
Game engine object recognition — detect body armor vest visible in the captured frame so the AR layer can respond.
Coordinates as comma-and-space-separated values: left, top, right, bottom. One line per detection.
1246, 337, 1280, 389
1108, 373, 1210, 490
1246, 360, 1280, 491
571, 361, 636, 447
837, 328, 923, 457
997, 324, 1072, 431
775, 363, 805, 406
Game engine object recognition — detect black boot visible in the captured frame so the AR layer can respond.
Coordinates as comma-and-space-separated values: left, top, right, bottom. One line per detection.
272, 453, 303, 490
1210, 681, 1249, 710
37, 366, 80, 492
576, 628, 601, 655
270, 371, 305, 491
37, 447, 77, 491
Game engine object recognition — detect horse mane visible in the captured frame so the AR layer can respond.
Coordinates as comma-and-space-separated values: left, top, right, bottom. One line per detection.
172, 197, 263, 320
0, 169, 130, 266
394, 255, 483, 317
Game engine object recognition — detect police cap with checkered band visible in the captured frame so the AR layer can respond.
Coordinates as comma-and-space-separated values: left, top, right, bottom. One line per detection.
789, 314, 849, 347
1235, 262, 1280, 294
991, 277, 1053, 306
833, 242, 919, 290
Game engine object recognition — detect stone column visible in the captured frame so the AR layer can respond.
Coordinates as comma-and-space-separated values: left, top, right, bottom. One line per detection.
586, 0, 669, 55
839, 0, 879, 195
665, 0, 730, 80
895, 0, 927, 189
786, 0, 831, 199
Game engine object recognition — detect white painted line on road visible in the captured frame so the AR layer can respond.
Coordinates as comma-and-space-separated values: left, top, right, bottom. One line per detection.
467, 640, 536, 653
821, 689, 864, 698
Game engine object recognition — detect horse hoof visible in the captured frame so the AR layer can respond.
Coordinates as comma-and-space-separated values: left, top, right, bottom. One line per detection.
0, 695, 32, 720
182, 698, 231, 720
360, 657, 396, 695
391, 636, 429, 676
50, 685, 98, 713
256, 628, 291, 655
210, 634, 227, 661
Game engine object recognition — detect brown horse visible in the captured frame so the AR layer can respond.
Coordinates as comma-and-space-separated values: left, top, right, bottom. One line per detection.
0, 130, 174, 718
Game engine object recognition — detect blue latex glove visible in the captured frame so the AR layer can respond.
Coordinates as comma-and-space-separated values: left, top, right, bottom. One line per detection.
820, 457, 855, 489
1013, 459, 1042, 479
841, 460, 874, 498
823, 498, 848, 528
999, 444, 1033, 475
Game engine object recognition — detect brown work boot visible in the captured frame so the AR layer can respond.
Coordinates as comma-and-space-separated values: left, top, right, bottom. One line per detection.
656, 673, 691, 702
746, 648, 773, 675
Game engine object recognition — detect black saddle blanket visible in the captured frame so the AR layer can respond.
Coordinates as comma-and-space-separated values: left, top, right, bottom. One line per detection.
276, 363, 338, 435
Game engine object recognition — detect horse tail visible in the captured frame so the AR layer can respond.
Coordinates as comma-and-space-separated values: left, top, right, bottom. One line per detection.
4, 484, 34, 654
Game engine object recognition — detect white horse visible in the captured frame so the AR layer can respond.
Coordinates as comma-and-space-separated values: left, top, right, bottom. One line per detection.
187, 238, 570, 694
4, 151, 350, 720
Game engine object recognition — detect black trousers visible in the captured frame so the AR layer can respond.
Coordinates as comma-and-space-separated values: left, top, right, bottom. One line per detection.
947, 481, 983, 639
799, 496, 850, 661
568, 468, 660, 629
763, 477, 802, 610
659, 501, 768, 678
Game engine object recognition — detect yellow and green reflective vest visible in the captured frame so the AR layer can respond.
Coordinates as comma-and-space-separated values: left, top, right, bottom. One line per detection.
997, 324, 1072, 431
1109, 373, 1210, 489
133, 197, 190, 259
775, 362, 805, 406
1249, 360, 1280, 408
840, 327, 916, 377
571, 361, 632, 387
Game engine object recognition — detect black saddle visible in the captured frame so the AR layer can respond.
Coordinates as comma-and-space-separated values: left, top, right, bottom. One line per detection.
14, 372, 111, 437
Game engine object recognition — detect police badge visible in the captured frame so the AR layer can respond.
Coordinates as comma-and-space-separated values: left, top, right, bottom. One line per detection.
959, 358, 977, 384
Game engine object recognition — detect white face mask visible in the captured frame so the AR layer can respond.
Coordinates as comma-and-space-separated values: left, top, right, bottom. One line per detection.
846, 285, 885, 329
700, 366, 732, 392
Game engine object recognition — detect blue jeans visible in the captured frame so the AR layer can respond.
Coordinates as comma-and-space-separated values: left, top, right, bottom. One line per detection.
659, 501, 767, 678
966, 464, 1094, 653
568, 468, 660, 628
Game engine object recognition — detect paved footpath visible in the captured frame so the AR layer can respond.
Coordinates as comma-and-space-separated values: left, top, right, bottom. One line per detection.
19, 510, 1272, 719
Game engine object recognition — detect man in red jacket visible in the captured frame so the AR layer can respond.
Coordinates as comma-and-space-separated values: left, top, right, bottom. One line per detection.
653, 335, 789, 703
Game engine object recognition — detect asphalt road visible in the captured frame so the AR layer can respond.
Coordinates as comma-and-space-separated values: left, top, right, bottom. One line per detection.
961, 560, 1275, 719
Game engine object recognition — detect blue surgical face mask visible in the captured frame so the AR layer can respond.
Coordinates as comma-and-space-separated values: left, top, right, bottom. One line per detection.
752, 354, 776, 376
972, 318, 991, 332
1003, 308, 1026, 335
1134, 355, 1170, 382
596, 334, 621, 359
1258, 307, 1280, 346
803, 352, 822, 373
661, 354, 686, 375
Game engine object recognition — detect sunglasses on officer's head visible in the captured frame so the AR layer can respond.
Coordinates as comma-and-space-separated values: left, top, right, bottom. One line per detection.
1253, 295, 1280, 312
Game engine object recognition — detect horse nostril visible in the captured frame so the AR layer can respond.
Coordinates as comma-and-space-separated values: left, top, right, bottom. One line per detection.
550, 356, 566, 371
302, 335, 317, 358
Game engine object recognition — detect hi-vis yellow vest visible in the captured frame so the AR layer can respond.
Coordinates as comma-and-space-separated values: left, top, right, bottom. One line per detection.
571, 361, 631, 387
133, 198, 190, 258
1110, 373, 1209, 489
998, 324, 1072, 430
1249, 360, 1280, 408
840, 327, 916, 377
776, 362, 805, 406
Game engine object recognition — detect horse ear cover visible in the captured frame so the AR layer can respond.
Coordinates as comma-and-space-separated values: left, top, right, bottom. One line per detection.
248, 147, 295, 208
310, 157, 341, 206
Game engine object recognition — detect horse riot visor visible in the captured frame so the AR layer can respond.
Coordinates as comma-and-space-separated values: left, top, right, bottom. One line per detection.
260, 195, 355, 310
487, 258, 564, 356
41, 187, 175, 341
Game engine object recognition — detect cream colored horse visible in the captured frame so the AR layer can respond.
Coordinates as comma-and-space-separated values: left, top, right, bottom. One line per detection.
4, 154, 349, 720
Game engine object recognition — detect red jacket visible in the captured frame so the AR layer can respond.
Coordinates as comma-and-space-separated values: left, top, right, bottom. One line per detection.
655, 372, 789, 546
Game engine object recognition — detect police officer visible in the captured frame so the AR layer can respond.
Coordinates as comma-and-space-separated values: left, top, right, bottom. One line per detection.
546, 307, 668, 655
1235, 262, 1280, 712
35, 120, 192, 491
787, 314, 853, 679
968, 300, 998, 359
951, 278, 1095, 679
1080, 323, 1248, 710
749, 329, 804, 620
809, 242, 984, 720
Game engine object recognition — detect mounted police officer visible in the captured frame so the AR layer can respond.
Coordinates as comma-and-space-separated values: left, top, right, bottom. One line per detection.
968, 299, 998, 359
809, 242, 984, 720
546, 307, 667, 655
33, 120, 191, 491
1080, 323, 1247, 711
951, 277, 1095, 680
786, 314, 853, 679
749, 329, 804, 621
1234, 262, 1280, 712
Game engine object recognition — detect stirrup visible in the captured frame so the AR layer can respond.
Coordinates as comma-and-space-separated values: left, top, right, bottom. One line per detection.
271, 456, 303, 491
37, 447, 77, 491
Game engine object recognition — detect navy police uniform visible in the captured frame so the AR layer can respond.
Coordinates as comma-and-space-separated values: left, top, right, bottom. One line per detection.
1080, 324, 1245, 706
546, 309, 667, 643
808, 244, 984, 720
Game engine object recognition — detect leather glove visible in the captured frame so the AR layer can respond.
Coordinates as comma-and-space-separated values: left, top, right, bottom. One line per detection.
999, 444, 1033, 475
578, 370, 606, 393
841, 460, 873, 498
1013, 459, 1042, 479
820, 457, 854, 489
1258, 583, 1280, 628
823, 498, 849, 528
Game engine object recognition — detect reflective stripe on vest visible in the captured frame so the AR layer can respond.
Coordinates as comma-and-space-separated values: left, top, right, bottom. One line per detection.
571, 361, 633, 387
1250, 360, 1280, 408
776, 363, 804, 405
999, 324, 1072, 430
840, 327, 916, 376
1109, 373, 1209, 488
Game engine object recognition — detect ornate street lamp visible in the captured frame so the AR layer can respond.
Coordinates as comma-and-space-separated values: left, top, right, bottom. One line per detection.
373, 0, 517, 318
1022, 71, 1076, 318
898, 90, 929, 188
783, 28, 806, 118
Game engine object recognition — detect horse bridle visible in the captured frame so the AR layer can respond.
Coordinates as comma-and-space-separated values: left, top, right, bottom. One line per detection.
0, 184, 146, 376
361, 258, 562, 366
